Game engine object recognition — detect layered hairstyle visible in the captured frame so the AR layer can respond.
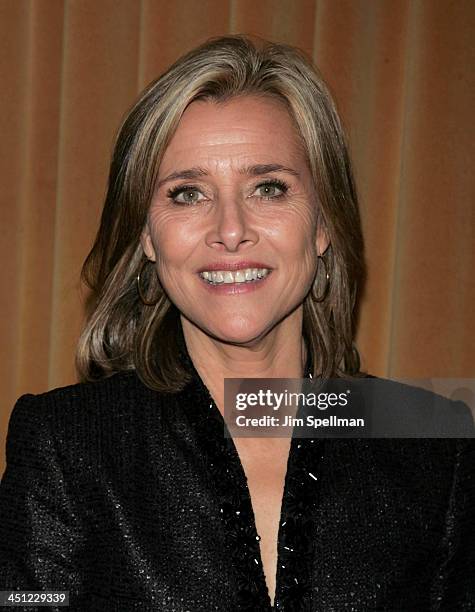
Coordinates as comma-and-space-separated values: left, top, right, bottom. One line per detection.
76, 35, 366, 391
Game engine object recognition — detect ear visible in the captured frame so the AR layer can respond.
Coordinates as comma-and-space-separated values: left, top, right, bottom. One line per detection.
316, 226, 330, 256
140, 224, 157, 262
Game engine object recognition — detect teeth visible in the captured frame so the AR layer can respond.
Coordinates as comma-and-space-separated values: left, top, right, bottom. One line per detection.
200, 267, 271, 285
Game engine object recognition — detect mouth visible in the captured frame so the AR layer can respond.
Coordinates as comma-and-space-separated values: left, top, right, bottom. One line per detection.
198, 268, 273, 296
199, 267, 272, 286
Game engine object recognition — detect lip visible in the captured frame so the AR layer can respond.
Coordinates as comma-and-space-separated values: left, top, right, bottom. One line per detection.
197, 261, 273, 273
197, 269, 273, 295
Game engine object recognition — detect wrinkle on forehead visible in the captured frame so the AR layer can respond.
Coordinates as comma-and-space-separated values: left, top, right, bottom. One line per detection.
158, 95, 308, 178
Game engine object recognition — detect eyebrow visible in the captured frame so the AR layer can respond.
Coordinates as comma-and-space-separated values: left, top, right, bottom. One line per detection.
155, 164, 300, 190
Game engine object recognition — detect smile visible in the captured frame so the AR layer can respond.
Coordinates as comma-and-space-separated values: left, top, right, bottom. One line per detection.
199, 268, 271, 285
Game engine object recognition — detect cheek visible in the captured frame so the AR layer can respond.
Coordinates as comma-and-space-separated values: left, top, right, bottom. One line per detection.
147, 211, 194, 264
268, 211, 318, 263
290, 236, 318, 276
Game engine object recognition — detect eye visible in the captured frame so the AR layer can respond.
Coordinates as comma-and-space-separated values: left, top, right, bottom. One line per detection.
166, 185, 207, 205
253, 180, 289, 200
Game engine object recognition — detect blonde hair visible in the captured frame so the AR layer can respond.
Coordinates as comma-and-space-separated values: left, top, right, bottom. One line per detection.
76, 35, 365, 391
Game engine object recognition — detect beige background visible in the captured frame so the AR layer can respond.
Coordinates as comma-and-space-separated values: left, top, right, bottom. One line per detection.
1, 0, 474, 473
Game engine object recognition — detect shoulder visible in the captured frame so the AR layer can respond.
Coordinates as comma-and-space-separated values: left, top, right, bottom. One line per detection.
4, 370, 184, 473
321, 375, 474, 503
349, 373, 474, 438
21, 369, 142, 401
5, 371, 162, 457
10, 370, 148, 421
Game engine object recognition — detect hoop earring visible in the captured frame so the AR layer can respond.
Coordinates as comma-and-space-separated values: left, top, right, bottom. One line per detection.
311, 255, 330, 303
137, 259, 160, 306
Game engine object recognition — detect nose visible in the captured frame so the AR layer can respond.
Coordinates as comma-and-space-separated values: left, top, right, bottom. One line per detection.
205, 195, 258, 252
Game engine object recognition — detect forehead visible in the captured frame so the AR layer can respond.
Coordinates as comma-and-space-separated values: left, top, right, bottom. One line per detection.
159, 95, 305, 172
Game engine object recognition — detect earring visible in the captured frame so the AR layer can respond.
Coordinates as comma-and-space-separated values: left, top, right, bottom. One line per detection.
311, 255, 330, 302
136, 258, 160, 306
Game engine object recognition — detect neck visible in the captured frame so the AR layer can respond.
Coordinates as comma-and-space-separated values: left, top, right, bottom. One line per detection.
180, 310, 307, 414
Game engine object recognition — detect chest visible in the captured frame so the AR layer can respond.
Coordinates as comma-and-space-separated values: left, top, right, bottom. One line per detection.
74, 426, 454, 610
232, 438, 292, 606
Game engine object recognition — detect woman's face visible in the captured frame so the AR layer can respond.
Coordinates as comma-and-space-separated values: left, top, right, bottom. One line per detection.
141, 95, 328, 345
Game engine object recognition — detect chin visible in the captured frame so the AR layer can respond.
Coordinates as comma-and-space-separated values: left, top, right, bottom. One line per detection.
202, 317, 271, 346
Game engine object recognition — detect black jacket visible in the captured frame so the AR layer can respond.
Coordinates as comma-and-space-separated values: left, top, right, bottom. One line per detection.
0, 354, 474, 611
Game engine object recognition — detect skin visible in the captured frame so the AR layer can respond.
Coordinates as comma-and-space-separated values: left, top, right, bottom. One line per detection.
140, 95, 329, 605
141, 95, 328, 401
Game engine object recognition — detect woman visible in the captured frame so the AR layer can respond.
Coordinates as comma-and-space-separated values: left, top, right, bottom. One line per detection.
0, 36, 473, 611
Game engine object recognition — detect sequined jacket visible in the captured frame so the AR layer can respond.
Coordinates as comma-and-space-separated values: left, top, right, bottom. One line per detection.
0, 354, 474, 611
